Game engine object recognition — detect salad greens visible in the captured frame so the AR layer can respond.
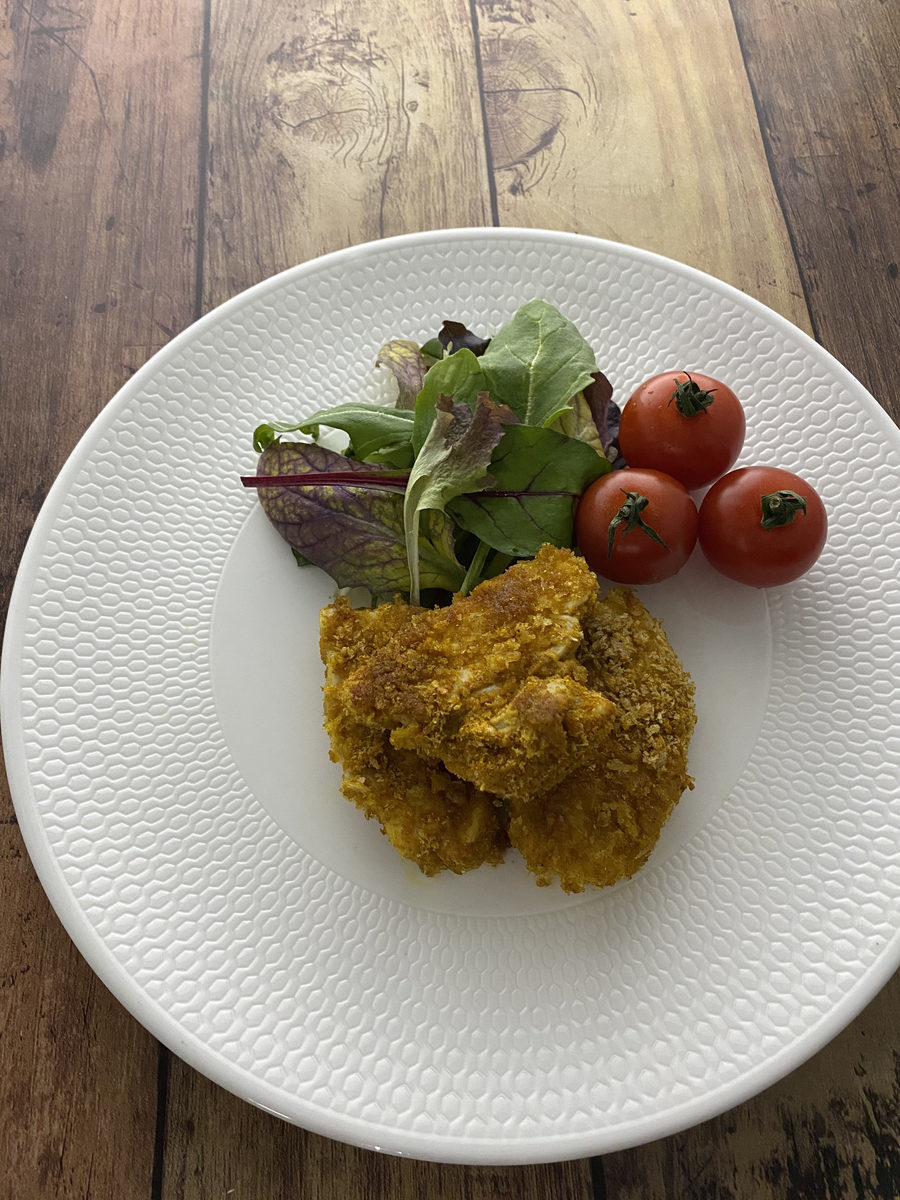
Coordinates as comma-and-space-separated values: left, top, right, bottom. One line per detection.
479, 300, 598, 427
255, 403, 417, 467
411, 349, 486, 454
403, 394, 516, 604
374, 339, 426, 410
447, 424, 609, 559
253, 441, 465, 594
242, 299, 622, 604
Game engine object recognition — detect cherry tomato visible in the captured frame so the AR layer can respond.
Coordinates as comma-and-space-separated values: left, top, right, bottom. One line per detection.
618, 370, 746, 490
698, 466, 827, 587
575, 468, 698, 584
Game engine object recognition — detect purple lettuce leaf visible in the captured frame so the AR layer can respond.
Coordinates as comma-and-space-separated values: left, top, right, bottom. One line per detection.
376, 339, 427, 410
438, 320, 492, 357
255, 441, 464, 596
583, 370, 623, 465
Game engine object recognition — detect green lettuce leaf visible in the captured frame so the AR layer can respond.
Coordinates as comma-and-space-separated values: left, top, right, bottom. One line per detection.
449, 425, 609, 557
419, 336, 443, 366
479, 299, 597, 427
403, 394, 515, 603
300, 403, 416, 464
412, 348, 486, 453
253, 420, 309, 454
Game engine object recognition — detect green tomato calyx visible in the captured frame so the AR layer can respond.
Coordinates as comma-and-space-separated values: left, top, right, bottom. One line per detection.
608, 491, 669, 557
760, 489, 807, 529
670, 373, 715, 417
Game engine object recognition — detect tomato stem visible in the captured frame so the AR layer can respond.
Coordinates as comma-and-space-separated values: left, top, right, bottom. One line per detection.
608, 491, 669, 556
670, 372, 716, 417
760, 489, 807, 529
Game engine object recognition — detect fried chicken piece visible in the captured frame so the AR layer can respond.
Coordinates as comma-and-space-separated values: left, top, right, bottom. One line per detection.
320, 597, 508, 876
347, 546, 617, 801
320, 551, 695, 893
507, 587, 696, 892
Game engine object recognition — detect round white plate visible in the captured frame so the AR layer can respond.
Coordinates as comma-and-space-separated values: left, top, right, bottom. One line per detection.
3, 229, 900, 1164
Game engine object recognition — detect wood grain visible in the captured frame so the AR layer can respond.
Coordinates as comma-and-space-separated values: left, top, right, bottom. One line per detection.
475, 0, 812, 333
161, 1055, 596, 1199
0, 0, 202, 456
203, 0, 493, 307
0, 0, 202, 1196
602, 972, 900, 1198
2, 0, 899, 1194
594, 0, 900, 1192
731, 0, 900, 419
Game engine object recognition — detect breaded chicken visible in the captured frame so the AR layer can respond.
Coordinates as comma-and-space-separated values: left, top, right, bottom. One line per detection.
346, 546, 617, 801
320, 597, 508, 876
507, 587, 696, 892
319, 549, 695, 892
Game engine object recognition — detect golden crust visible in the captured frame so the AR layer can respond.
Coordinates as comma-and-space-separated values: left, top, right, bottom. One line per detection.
346, 546, 617, 800
507, 587, 696, 892
319, 597, 508, 876
318, 547, 696, 891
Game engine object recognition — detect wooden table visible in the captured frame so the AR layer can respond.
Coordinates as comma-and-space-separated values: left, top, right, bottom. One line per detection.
2, 0, 898, 1195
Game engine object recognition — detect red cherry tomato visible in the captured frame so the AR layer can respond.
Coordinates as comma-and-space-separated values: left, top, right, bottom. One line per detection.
618, 370, 746, 490
575, 468, 698, 585
698, 466, 827, 587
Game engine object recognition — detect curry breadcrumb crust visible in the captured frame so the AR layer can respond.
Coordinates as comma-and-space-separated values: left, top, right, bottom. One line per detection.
319, 544, 696, 892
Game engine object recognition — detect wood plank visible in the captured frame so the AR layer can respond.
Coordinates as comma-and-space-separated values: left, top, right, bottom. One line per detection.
730, 0, 900, 416
596, 1, 900, 1191
592, 0, 900, 1180
0, 0, 203, 1195
162, 1055, 595, 1200
475, 0, 812, 333
0, 799, 161, 1200
0, 0, 203, 472
601, 972, 900, 1198
203, 0, 493, 308
166, 0, 577, 1190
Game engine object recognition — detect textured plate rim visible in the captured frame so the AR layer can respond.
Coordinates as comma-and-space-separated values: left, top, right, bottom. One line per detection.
2, 227, 899, 1165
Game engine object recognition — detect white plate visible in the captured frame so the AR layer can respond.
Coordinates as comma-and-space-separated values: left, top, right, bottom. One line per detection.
3, 229, 900, 1165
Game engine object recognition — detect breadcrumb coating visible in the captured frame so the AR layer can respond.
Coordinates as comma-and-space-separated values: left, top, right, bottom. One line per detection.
318, 545, 695, 890
346, 547, 617, 801
506, 586, 696, 892
319, 598, 508, 876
